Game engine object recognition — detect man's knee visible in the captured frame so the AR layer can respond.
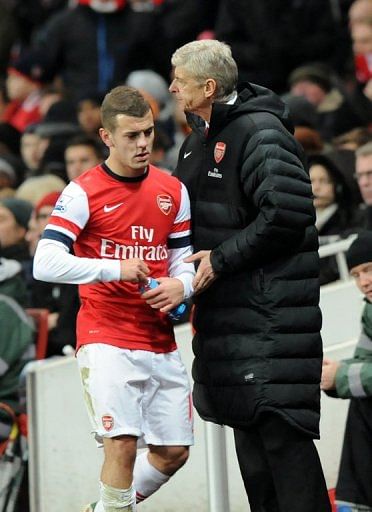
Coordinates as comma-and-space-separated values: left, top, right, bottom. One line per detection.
149, 445, 189, 475
103, 435, 138, 467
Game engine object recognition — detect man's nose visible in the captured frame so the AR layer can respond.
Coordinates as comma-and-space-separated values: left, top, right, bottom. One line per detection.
137, 133, 147, 147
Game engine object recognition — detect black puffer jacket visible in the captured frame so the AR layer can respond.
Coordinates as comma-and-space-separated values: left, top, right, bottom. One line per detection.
175, 84, 323, 438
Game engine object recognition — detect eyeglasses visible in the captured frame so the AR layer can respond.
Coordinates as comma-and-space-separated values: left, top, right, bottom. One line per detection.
354, 170, 372, 181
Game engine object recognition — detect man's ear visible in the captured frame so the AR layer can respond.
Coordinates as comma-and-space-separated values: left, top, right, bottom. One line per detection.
204, 78, 217, 99
99, 127, 114, 148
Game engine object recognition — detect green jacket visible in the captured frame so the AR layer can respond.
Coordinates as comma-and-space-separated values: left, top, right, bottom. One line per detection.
0, 259, 34, 410
335, 300, 372, 398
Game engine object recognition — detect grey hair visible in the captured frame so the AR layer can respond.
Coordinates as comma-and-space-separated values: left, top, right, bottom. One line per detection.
356, 141, 372, 159
171, 40, 238, 102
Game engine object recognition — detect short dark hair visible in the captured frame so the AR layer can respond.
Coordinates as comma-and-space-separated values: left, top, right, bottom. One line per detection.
65, 134, 106, 160
101, 86, 151, 132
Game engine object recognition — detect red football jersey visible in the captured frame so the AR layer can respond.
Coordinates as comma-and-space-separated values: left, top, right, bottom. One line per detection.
44, 164, 192, 352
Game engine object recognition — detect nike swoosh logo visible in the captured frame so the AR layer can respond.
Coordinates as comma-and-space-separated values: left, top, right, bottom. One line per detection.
183, 151, 192, 159
103, 202, 124, 213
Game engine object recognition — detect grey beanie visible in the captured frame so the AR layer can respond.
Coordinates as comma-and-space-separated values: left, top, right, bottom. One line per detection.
346, 231, 372, 270
0, 197, 33, 229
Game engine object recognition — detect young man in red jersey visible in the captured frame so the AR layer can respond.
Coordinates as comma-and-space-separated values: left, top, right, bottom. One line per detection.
33, 86, 195, 512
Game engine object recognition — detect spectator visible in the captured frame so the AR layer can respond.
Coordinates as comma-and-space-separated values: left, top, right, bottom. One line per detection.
321, 231, 372, 511
0, 256, 34, 414
288, 63, 368, 140
0, 197, 32, 262
2, 50, 55, 132
15, 173, 65, 206
34, 0, 162, 100
171, 39, 331, 512
20, 124, 42, 177
26, 191, 79, 356
355, 141, 372, 228
309, 153, 362, 284
64, 134, 106, 181
349, 0, 372, 27
350, 19, 372, 101
332, 127, 372, 151
76, 90, 104, 137
213, 0, 340, 94
281, 93, 325, 154
126, 69, 175, 138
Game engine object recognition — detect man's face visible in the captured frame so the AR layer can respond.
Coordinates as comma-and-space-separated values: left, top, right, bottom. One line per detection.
6, 73, 35, 101
350, 261, 372, 301
21, 133, 41, 171
355, 153, 372, 205
169, 67, 210, 117
78, 100, 102, 135
309, 164, 335, 210
0, 205, 26, 248
352, 23, 372, 55
99, 110, 154, 176
290, 81, 326, 107
65, 144, 102, 181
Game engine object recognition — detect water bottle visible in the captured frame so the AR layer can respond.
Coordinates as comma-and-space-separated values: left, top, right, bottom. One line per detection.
139, 277, 187, 321
336, 505, 353, 512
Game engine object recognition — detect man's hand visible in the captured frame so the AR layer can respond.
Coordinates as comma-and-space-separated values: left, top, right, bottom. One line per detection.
120, 258, 150, 283
184, 250, 217, 294
321, 358, 341, 391
140, 277, 184, 313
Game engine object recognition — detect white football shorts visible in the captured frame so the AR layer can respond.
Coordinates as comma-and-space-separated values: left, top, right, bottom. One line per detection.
76, 343, 194, 447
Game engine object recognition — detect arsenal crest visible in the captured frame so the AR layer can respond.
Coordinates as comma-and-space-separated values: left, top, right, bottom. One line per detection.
102, 414, 114, 432
157, 194, 172, 215
214, 142, 226, 164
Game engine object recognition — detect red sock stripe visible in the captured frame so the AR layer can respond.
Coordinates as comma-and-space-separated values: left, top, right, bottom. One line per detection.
136, 491, 147, 503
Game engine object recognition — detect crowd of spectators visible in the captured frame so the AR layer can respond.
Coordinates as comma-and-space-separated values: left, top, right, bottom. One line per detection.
0, 1, 371, 507
0, 0, 369, 357
0, 2, 369, 342
0, 0, 369, 510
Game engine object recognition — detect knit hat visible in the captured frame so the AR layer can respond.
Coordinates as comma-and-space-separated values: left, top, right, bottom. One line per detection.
34, 191, 61, 215
126, 70, 170, 108
346, 231, 372, 270
0, 197, 33, 229
7, 50, 54, 85
288, 64, 332, 93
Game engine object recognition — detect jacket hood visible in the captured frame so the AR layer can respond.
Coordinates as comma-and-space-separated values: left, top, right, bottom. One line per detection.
186, 82, 294, 138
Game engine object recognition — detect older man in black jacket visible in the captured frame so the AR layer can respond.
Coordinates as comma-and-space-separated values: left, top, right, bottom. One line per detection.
170, 40, 331, 512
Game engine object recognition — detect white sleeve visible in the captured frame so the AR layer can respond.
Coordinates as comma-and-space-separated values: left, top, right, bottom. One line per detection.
168, 183, 195, 299
33, 238, 121, 284
33, 181, 121, 284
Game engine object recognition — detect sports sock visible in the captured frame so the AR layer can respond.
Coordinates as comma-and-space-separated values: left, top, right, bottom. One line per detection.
133, 451, 170, 503
96, 481, 136, 511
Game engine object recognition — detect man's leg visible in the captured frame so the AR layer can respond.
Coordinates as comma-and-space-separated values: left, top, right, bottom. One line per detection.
134, 445, 189, 503
93, 435, 138, 512
259, 414, 331, 512
234, 426, 280, 512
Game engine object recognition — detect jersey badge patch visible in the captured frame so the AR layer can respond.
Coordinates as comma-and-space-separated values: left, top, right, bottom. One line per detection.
102, 414, 114, 432
214, 142, 226, 164
157, 194, 172, 215
53, 194, 72, 213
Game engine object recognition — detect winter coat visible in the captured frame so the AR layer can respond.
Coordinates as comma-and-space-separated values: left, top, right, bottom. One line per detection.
175, 83, 323, 438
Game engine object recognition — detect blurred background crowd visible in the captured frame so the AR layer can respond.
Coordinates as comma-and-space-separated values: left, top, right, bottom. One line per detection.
0, 0, 371, 360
